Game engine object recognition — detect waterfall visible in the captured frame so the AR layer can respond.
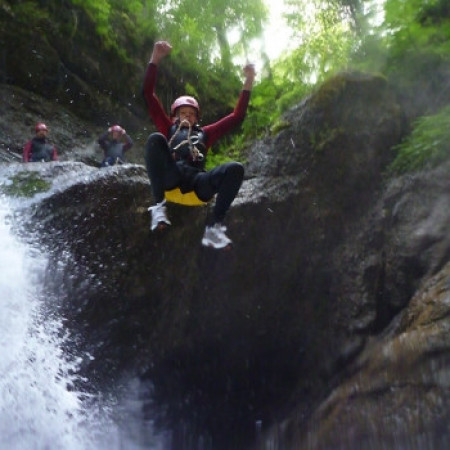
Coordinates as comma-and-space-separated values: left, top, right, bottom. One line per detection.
0, 192, 143, 450
0, 190, 170, 450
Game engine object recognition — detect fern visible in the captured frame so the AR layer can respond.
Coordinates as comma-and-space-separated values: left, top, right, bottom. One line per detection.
389, 105, 450, 174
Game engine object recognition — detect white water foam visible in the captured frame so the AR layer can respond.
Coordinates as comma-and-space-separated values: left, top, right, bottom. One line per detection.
0, 190, 171, 450
0, 197, 118, 450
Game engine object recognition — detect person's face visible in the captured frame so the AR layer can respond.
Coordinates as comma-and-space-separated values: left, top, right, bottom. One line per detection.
112, 131, 121, 140
177, 106, 198, 126
36, 129, 48, 138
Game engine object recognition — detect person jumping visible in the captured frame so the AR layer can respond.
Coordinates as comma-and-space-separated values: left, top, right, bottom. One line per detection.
142, 40, 255, 249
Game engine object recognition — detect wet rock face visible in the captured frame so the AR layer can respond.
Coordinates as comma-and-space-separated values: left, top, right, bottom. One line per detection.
261, 161, 450, 450
280, 262, 450, 450
5, 72, 449, 449
0, 84, 100, 163
0, 82, 148, 166
246, 72, 404, 214
0, 5, 149, 167
0, 3, 144, 126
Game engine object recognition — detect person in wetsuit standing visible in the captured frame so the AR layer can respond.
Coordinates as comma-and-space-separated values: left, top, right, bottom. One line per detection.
23, 123, 58, 162
98, 124, 133, 167
143, 40, 256, 249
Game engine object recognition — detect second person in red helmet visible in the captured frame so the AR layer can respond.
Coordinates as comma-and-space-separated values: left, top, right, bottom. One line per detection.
98, 124, 134, 167
143, 40, 256, 249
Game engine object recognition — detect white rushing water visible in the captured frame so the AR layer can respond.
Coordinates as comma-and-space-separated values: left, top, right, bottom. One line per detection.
0, 192, 169, 450
0, 196, 119, 450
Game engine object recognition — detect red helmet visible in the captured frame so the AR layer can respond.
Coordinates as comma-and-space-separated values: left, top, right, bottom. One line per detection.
35, 122, 48, 132
170, 96, 200, 117
110, 124, 124, 133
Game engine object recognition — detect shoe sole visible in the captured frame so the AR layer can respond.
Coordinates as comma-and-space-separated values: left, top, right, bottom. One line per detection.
157, 222, 169, 231
201, 240, 233, 250
151, 221, 170, 232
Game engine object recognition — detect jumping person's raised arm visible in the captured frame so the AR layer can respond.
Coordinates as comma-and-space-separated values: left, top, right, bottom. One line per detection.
202, 62, 257, 147
149, 40, 172, 65
143, 41, 174, 134
242, 63, 256, 91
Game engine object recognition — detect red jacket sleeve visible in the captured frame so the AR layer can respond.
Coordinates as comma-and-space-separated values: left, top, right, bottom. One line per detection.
23, 141, 32, 162
52, 145, 58, 161
143, 62, 251, 152
143, 63, 172, 136
202, 90, 251, 151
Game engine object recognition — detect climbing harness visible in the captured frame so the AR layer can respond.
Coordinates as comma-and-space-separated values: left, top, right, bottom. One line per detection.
164, 119, 208, 205
168, 119, 204, 163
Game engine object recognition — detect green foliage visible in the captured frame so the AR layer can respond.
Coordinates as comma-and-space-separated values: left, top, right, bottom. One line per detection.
155, 0, 267, 69
5, 0, 450, 175
205, 128, 251, 169
237, 0, 357, 138
6, 0, 49, 24
70, 0, 111, 39
283, 0, 355, 82
204, 75, 303, 166
243, 78, 283, 136
388, 106, 450, 174
205, 149, 238, 171
68, 0, 158, 61
1, 173, 51, 198
382, 0, 450, 71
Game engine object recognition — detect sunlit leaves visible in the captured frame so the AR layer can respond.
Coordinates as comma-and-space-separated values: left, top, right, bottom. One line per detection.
153, 0, 267, 70
384, 0, 450, 51
266, 1, 354, 109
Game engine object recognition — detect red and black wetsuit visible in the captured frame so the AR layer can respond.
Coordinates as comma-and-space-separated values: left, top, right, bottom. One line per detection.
143, 63, 250, 224
23, 137, 58, 162
143, 63, 250, 149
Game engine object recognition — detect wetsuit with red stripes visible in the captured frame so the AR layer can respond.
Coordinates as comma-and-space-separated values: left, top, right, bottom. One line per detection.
23, 137, 58, 162
143, 63, 251, 225
143, 63, 250, 149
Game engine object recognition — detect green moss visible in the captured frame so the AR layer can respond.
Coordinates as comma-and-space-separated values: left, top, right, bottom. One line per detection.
1, 172, 51, 197
310, 72, 387, 111
310, 127, 345, 153
310, 74, 348, 110
9, 1, 49, 25
270, 119, 291, 135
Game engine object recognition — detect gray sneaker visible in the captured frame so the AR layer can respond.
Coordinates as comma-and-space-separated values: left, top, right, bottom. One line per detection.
148, 200, 171, 231
201, 223, 232, 249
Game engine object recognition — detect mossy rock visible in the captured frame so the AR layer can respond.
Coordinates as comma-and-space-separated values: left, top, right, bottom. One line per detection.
270, 119, 291, 135
310, 71, 388, 112
1, 172, 51, 197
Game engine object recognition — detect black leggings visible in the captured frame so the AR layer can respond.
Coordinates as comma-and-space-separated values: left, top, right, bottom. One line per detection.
144, 133, 244, 224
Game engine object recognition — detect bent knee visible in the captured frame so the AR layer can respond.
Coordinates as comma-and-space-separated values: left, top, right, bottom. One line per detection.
146, 132, 167, 146
145, 133, 168, 152
145, 133, 169, 163
227, 162, 244, 179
